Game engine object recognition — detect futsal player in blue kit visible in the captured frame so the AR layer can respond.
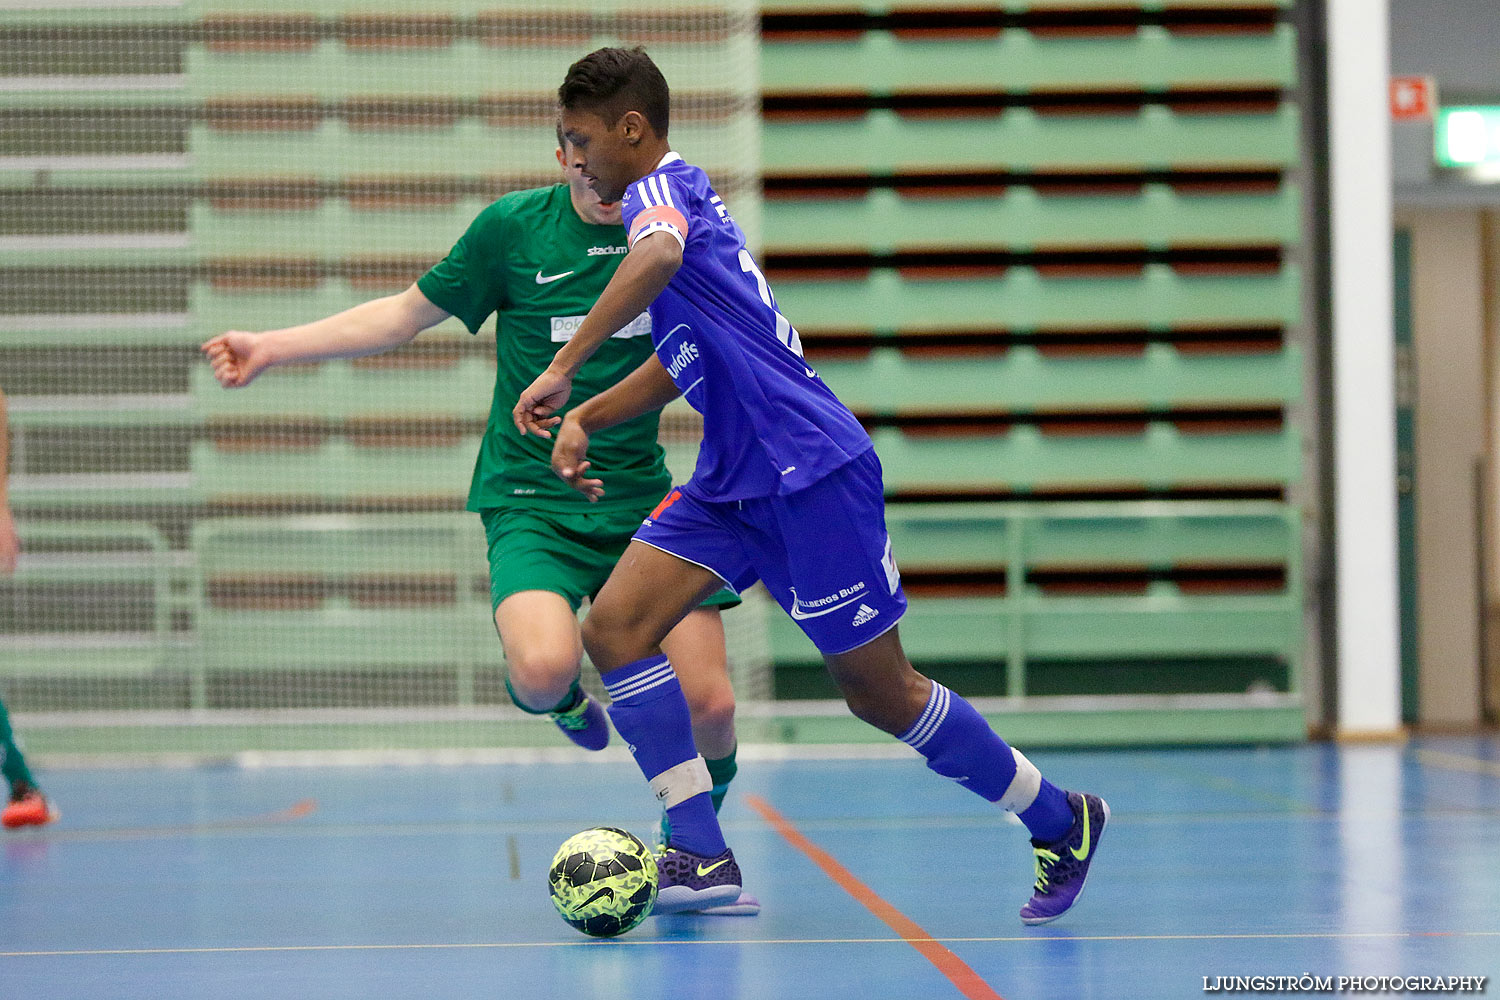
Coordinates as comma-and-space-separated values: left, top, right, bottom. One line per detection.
515, 47, 1109, 923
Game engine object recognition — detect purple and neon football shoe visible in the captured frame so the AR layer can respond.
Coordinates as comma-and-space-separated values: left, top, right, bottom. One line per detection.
1020, 791, 1109, 925
653, 844, 743, 914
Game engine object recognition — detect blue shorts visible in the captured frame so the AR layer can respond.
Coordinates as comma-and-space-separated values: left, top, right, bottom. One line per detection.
634, 448, 907, 655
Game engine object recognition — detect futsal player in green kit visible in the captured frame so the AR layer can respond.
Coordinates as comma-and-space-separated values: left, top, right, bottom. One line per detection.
202, 137, 756, 915
1, 385, 60, 829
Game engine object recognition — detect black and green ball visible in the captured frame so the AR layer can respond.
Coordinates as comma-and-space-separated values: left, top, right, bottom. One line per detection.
547, 827, 659, 937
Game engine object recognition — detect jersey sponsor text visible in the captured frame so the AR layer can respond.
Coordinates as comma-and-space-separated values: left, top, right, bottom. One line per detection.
788, 581, 867, 620
551, 313, 652, 343
665, 340, 700, 379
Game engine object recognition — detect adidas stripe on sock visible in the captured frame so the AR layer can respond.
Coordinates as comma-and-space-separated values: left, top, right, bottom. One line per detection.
898, 680, 1073, 842
601, 655, 727, 857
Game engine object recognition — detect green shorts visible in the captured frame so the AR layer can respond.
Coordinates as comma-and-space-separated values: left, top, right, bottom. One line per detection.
480, 506, 740, 614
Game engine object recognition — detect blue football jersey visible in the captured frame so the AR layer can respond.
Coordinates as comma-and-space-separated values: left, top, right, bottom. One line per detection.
621, 153, 872, 501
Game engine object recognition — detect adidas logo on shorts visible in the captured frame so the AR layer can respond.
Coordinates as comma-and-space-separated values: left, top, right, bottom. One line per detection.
851, 603, 880, 627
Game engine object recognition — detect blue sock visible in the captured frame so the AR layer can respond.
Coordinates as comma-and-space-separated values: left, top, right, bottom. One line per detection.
899, 681, 1074, 843
1018, 780, 1074, 844
601, 655, 727, 857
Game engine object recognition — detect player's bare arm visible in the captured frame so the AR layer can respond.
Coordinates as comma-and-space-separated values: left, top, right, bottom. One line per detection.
551, 355, 682, 501
512, 231, 682, 438
201, 284, 451, 388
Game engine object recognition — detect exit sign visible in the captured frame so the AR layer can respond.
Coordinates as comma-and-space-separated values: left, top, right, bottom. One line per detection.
1435, 106, 1500, 166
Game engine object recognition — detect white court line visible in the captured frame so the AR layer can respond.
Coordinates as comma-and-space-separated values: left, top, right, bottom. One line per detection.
1415, 748, 1500, 778
8, 929, 1499, 959
17, 805, 1500, 847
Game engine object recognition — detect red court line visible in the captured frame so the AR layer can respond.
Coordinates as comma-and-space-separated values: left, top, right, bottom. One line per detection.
154, 797, 318, 832
746, 794, 1005, 1000
26, 798, 319, 840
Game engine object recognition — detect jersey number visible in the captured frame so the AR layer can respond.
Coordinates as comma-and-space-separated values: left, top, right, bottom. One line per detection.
739, 249, 804, 357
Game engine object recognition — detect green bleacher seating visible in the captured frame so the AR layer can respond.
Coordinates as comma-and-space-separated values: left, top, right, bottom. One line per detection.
869, 423, 1300, 494
0, 239, 192, 270
184, 42, 749, 99
758, 0, 1292, 12
190, 199, 494, 259
774, 592, 1299, 680
188, 355, 495, 420
186, 121, 747, 182
814, 344, 1302, 414
189, 514, 495, 678
763, 107, 1301, 174
189, 121, 549, 180
761, 26, 1296, 93
0, 521, 192, 677
0, 162, 193, 188
875, 503, 1299, 564
189, 282, 467, 340
7, 395, 195, 431
0, 6, 184, 27
2, 0, 1309, 742
190, 436, 480, 502
764, 185, 1301, 253
8, 475, 193, 511
773, 266, 1301, 332
767, 501, 1303, 697
0, 316, 194, 350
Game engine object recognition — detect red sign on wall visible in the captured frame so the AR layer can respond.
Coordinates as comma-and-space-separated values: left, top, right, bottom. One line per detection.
1391, 76, 1436, 121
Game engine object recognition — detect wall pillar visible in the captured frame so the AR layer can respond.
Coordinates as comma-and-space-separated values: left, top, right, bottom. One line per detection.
1328, 0, 1401, 735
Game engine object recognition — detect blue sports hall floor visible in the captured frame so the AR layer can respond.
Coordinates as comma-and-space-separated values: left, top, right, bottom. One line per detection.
3, 735, 1497, 999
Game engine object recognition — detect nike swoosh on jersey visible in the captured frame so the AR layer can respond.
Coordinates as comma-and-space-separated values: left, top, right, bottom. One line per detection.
1070, 803, 1092, 861
535, 269, 575, 284
696, 858, 731, 877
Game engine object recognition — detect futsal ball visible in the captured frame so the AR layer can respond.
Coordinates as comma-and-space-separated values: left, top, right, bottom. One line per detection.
547, 826, 659, 937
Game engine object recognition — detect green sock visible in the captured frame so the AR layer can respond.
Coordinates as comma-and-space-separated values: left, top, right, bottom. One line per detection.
504, 676, 585, 716
705, 746, 738, 813
0, 696, 38, 794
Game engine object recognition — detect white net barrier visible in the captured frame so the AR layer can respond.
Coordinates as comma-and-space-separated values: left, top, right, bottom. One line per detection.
0, 0, 765, 758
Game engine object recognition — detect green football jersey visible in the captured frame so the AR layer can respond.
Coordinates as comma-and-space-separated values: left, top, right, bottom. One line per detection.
417, 184, 672, 512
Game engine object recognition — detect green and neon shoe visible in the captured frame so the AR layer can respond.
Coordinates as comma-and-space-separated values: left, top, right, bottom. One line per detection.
550, 693, 610, 751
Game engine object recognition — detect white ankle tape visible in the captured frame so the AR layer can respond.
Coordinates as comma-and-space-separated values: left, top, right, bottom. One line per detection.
649, 755, 712, 810
999, 748, 1042, 813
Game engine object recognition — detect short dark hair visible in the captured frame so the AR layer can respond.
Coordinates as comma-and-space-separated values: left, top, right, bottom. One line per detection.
558, 47, 669, 138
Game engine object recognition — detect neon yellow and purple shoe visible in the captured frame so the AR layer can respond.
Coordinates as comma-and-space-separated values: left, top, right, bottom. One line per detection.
1019, 791, 1109, 926
550, 693, 610, 751
655, 813, 760, 915
653, 844, 743, 915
